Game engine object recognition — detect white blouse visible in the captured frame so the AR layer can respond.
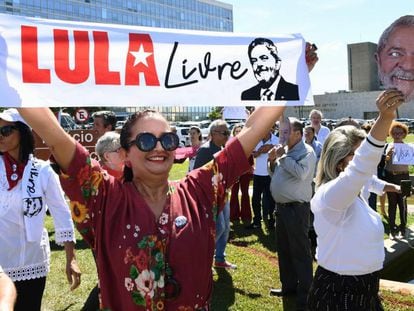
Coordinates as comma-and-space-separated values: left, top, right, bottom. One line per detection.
0, 156, 75, 281
311, 135, 385, 275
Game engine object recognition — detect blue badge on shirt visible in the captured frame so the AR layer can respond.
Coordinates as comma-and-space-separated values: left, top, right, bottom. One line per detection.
174, 216, 187, 228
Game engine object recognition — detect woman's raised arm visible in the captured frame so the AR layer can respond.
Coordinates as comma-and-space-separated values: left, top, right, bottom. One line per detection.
17, 108, 76, 171
238, 106, 286, 158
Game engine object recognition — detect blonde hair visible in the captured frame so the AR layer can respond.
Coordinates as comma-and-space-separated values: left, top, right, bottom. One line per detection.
315, 125, 366, 187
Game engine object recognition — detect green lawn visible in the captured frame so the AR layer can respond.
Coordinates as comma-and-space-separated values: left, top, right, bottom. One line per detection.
41, 160, 414, 311
402, 133, 414, 144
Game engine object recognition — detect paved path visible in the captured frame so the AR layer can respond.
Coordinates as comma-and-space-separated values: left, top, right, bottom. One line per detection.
408, 203, 414, 214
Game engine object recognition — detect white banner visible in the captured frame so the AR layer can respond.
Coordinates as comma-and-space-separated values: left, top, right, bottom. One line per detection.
393, 143, 414, 165
0, 13, 313, 107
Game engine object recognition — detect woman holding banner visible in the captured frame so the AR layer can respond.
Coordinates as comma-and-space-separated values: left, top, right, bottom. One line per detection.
18, 106, 283, 310
18, 105, 288, 310
18, 46, 317, 311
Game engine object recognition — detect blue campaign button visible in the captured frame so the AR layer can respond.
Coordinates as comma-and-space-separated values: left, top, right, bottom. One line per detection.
174, 216, 187, 228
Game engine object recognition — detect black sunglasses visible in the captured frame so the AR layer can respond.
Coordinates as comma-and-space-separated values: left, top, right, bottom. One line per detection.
0, 125, 17, 137
127, 132, 179, 152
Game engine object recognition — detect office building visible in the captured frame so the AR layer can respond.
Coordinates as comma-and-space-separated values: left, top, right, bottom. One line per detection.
347, 42, 380, 92
0, 0, 233, 121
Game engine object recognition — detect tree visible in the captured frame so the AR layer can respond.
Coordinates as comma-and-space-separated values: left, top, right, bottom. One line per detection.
208, 107, 222, 120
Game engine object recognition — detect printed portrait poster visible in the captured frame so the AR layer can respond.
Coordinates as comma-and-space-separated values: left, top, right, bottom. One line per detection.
0, 13, 314, 108
392, 143, 414, 165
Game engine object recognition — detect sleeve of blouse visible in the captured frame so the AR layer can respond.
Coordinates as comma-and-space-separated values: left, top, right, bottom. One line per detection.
368, 175, 387, 195
315, 136, 384, 212
57, 142, 109, 248
44, 165, 75, 246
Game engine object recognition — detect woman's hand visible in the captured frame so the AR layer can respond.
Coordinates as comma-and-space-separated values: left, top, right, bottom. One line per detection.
268, 146, 278, 162
370, 89, 405, 142
63, 241, 81, 290
305, 42, 319, 72
66, 258, 81, 291
385, 146, 394, 162
376, 89, 405, 118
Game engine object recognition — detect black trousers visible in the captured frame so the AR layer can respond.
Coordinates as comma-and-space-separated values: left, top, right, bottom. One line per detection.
14, 277, 46, 311
385, 171, 409, 232
81, 285, 100, 311
275, 202, 313, 309
308, 266, 383, 311
251, 175, 274, 224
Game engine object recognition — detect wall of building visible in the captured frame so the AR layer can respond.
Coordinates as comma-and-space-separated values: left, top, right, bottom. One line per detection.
287, 91, 414, 120
347, 42, 379, 92
0, 0, 232, 121
0, 0, 233, 32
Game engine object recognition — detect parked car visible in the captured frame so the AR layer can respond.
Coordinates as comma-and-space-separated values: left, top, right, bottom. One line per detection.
408, 121, 414, 134
116, 120, 127, 129
115, 111, 132, 123
60, 112, 80, 131
173, 124, 191, 146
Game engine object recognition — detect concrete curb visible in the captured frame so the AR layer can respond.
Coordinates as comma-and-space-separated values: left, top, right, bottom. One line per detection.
380, 279, 414, 295
380, 225, 414, 293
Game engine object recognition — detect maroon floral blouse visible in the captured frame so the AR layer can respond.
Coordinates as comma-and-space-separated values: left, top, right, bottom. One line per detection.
61, 137, 250, 311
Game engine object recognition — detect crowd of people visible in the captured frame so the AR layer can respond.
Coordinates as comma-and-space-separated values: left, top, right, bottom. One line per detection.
0, 14, 413, 311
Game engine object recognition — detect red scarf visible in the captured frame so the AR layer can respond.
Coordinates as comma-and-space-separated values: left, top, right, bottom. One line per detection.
3, 152, 26, 190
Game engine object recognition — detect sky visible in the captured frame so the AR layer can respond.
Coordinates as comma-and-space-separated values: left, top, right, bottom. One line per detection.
224, 0, 413, 95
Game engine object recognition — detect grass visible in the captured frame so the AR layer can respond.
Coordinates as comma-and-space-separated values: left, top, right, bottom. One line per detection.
401, 133, 414, 144
41, 160, 414, 311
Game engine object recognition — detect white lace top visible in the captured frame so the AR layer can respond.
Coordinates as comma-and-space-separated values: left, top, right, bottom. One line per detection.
0, 156, 75, 281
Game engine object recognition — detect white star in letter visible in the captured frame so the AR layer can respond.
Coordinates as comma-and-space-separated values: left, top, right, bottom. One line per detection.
130, 44, 153, 67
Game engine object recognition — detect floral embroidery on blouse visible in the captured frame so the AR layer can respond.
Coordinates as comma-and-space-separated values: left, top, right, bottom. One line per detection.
76, 157, 103, 199
124, 235, 166, 310
69, 201, 88, 224
207, 161, 225, 222
122, 187, 174, 311
63, 156, 103, 240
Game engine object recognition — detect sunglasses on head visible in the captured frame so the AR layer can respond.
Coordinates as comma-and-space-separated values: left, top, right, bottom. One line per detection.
0, 125, 17, 137
127, 132, 179, 152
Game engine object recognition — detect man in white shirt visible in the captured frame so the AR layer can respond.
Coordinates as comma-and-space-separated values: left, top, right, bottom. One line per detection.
309, 109, 330, 145
246, 129, 279, 229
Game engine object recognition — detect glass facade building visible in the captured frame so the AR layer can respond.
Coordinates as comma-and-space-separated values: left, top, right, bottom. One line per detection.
0, 0, 233, 121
